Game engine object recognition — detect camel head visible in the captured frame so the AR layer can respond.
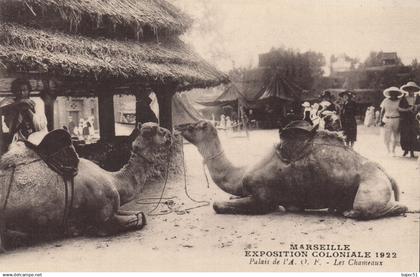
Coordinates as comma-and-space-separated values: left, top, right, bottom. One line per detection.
177, 120, 218, 146
133, 122, 172, 156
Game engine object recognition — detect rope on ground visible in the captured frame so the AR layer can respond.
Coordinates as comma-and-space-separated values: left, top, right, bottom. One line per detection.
181, 141, 210, 212
202, 162, 210, 188
137, 149, 172, 216
405, 210, 420, 214
136, 137, 210, 216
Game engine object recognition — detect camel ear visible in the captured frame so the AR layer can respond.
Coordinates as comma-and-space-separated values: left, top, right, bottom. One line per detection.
141, 124, 157, 138
199, 121, 208, 129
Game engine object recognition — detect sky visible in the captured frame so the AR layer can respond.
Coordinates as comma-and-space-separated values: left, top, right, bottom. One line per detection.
173, 0, 420, 73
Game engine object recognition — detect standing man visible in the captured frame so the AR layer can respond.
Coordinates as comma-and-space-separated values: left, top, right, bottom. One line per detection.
136, 91, 158, 125
0, 78, 47, 146
302, 101, 313, 125
67, 115, 77, 136
339, 90, 357, 148
380, 87, 404, 157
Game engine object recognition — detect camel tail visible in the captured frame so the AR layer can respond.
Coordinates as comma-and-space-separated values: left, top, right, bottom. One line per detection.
389, 176, 400, 201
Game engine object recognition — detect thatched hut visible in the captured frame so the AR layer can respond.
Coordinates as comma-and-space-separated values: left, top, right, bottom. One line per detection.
0, 0, 228, 139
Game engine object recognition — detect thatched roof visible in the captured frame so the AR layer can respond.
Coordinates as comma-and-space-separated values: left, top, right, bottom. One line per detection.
0, 0, 192, 40
0, 23, 228, 91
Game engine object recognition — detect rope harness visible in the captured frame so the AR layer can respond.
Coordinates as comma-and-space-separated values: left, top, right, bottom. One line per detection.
201, 150, 224, 189
136, 137, 210, 216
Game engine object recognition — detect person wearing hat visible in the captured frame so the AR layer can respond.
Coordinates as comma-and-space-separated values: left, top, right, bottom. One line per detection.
339, 90, 357, 148
310, 103, 320, 125
301, 101, 312, 125
318, 90, 337, 117
0, 78, 47, 147
399, 81, 420, 157
380, 86, 404, 156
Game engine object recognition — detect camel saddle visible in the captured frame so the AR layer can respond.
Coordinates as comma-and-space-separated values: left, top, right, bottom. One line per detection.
15, 129, 79, 234
24, 129, 79, 177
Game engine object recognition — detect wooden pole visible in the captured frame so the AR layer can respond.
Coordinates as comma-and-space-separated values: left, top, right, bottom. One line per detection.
154, 85, 176, 131
0, 109, 4, 156
40, 80, 57, 131
98, 90, 115, 141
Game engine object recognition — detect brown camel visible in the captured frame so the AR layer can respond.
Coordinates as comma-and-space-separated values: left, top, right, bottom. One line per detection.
181, 120, 407, 220
212, 121, 408, 219
0, 123, 172, 250
178, 120, 247, 197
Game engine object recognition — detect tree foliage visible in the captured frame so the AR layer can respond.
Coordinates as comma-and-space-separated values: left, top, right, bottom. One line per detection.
257, 47, 326, 90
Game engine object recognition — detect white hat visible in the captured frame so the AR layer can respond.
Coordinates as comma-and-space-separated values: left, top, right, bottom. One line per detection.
301, 101, 310, 108
401, 81, 420, 93
383, 87, 404, 98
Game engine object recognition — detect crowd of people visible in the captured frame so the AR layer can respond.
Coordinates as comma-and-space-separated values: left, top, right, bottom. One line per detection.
66, 116, 97, 143
297, 81, 420, 156
379, 82, 420, 158
299, 82, 420, 156
301, 90, 357, 148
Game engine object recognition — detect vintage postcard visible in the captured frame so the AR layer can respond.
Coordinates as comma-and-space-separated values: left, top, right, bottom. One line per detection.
0, 0, 419, 273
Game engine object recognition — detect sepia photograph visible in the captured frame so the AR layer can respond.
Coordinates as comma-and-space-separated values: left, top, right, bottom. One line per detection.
0, 0, 419, 273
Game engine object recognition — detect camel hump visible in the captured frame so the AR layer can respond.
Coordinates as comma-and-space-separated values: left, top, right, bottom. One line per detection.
25, 129, 79, 177
36, 129, 73, 155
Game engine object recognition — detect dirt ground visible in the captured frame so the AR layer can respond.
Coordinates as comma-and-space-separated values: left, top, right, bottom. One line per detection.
1, 126, 419, 272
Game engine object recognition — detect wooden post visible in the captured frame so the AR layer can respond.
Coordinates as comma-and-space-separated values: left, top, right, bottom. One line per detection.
155, 86, 175, 131
40, 80, 57, 131
0, 109, 4, 156
98, 91, 115, 141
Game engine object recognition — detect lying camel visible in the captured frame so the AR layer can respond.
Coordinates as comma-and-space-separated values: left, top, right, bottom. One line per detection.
178, 120, 246, 197
0, 123, 172, 250
181, 120, 408, 219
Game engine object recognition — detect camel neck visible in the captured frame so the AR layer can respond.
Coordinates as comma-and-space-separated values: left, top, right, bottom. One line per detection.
197, 137, 245, 196
114, 152, 149, 205
197, 136, 223, 161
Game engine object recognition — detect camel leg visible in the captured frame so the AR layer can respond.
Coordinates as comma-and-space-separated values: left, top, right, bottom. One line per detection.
343, 201, 408, 220
0, 229, 31, 251
0, 237, 5, 253
116, 210, 144, 216
96, 210, 146, 236
213, 196, 277, 215
286, 206, 305, 212
343, 175, 408, 219
229, 195, 246, 200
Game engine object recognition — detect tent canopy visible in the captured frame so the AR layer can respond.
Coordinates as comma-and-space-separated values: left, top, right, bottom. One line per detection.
172, 93, 204, 126
195, 83, 246, 106
235, 68, 304, 106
